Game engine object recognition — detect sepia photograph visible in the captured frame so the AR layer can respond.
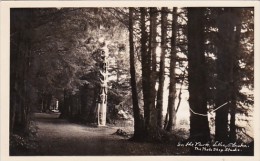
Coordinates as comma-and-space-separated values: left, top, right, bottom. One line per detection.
1, 1, 259, 160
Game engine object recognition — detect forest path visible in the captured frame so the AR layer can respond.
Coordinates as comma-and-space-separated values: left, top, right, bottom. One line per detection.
33, 112, 186, 155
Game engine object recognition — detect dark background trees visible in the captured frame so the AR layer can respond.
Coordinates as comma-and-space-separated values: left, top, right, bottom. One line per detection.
204, 7, 254, 143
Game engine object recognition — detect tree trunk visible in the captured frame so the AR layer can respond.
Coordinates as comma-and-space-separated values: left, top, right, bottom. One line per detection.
140, 7, 151, 135
229, 8, 242, 142
46, 93, 53, 111
166, 7, 177, 132
10, 9, 33, 134
90, 87, 98, 123
129, 7, 144, 139
21, 42, 30, 134
187, 8, 211, 142
156, 7, 167, 128
215, 8, 237, 142
148, 7, 158, 132
80, 85, 88, 116
10, 20, 19, 133
60, 89, 69, 119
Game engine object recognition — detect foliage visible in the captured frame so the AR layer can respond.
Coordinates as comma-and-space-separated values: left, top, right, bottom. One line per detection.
204, 8, 254, 142
10, 121, 39, 155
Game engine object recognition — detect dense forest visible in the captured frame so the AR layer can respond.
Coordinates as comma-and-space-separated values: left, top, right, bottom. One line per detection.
10, 7, 254, 155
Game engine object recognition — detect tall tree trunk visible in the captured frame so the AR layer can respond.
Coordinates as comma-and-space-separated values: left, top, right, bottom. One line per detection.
215, 8, 237, 142
129, 8, 143, 139
187, 8, 211, 142
229, 8, 242, 142
21, 39, 31, 134
156, 7, 167, 128
140, 7, 151, 135
166, 7, 177, 132
229, 29, 241, 143
10, 9, 33, 134
148, 7, 158, 131
10, 15, 19, 133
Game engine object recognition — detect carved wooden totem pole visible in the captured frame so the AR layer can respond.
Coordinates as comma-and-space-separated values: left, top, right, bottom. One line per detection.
97, 45, 108, 126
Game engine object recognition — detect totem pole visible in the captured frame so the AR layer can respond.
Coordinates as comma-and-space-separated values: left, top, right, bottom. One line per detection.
97, 44, 108, 126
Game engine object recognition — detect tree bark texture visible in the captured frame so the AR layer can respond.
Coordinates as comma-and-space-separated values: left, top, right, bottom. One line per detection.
140, 7, 151, 135
10, 9, 34, 135
187, 8, 211, 142
229, 10, 241, 142
129, 7, 144, 139
166, 7, 177, 132
215, 8, 238, 142
148, 7, 158, 130
156, 7, 167, 128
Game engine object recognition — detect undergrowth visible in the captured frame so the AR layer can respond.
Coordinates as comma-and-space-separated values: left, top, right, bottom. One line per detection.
10, 121, 39, 155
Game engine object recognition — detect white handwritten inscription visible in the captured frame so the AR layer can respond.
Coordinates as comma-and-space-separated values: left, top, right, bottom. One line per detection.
177, 141, 249, 153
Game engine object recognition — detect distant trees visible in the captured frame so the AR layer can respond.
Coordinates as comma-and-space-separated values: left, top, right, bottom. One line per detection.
52, 8, 130, 124
10, 8, 130, 134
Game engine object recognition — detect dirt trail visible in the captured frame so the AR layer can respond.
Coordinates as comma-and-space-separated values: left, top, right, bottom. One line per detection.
33, 112, 186, 155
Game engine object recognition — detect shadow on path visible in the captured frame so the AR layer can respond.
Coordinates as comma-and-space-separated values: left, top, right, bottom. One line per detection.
32, 112, 186, 156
